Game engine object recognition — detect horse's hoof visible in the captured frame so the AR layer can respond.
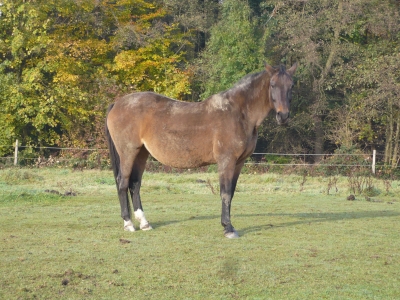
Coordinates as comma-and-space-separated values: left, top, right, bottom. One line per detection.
224, 230, 239, 239
140, 223, 153, 231
123, 220, 135, 232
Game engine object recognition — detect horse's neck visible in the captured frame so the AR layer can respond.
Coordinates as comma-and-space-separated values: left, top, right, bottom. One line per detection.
233, 74, 272, 128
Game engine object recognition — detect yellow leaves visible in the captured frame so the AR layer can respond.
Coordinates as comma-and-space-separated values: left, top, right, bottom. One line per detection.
50, 39, 109, 62
46, 37, 110, 85
139, 8, 166, 23
77, 0, 96, 12
112, 13, 193, 96
53, 71, 79, 84
113, 50, 138, 71
1, 0, 196, 150
22, 67, 43, 84
113, 43, 191, 99
10, 28, 25, 56
155, 68, 192, 99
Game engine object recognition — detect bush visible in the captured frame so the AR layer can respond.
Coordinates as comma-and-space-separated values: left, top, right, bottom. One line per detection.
264, 154, 292, 165
318, 145, 371, 176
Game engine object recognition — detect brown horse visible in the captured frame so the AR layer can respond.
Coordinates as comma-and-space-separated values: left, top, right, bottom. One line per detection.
105, 63, 297, 238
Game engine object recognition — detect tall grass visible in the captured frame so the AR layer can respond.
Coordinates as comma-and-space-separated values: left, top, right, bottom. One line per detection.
0, 168, 400, 299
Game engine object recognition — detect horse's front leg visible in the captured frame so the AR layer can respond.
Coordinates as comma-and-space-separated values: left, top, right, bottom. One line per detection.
219, 161, 241, 238
219, 160, 245, 238
220, 185, 237, 238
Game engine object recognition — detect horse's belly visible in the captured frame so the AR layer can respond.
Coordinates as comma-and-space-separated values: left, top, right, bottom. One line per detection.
144, 139, 215, 169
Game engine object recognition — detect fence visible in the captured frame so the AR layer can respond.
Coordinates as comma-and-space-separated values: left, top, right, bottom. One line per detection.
0, 139, 392, 175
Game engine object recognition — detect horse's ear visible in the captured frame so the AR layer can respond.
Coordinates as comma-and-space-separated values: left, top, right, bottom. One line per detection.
287, 62, 298, 76
264, 63, 276, 76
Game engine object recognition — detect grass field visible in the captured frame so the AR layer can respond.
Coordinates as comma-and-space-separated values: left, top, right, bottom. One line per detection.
1, 168, 400, 299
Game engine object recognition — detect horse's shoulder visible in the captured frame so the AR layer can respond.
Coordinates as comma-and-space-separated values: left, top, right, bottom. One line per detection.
205, 93, 236, 112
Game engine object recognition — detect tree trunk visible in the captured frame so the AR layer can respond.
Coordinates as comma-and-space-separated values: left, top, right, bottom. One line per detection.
384, 100, 393, 165
314, 115, 324, 162
313, 0, 343, 162
391, 112, 400, 168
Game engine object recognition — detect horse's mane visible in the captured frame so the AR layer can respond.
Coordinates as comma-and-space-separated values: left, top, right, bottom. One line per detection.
277, 64, 286, 76
226, 71, 265, 94
218, 64, 290, 97
230, 64, 287, 92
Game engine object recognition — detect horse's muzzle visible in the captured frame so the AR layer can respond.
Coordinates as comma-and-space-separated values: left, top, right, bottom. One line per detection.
276, 111, 290, 125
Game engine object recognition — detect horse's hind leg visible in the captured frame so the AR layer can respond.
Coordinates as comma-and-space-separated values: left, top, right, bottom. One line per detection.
129, 146, 152, 230
116, 150, 139, 232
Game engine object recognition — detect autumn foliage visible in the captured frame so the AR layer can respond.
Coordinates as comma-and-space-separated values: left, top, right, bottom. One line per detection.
0, 0, 399, 167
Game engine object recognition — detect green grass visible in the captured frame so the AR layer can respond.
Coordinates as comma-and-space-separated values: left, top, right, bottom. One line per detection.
1, 168, 400, 299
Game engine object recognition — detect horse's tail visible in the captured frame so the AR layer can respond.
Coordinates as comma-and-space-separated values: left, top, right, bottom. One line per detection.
105, 103, 120, 185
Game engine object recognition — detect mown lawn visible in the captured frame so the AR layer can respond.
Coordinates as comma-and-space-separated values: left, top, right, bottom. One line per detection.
1, 168, 399, 299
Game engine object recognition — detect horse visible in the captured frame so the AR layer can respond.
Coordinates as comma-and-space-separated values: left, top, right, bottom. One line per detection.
105, 63, 297, 238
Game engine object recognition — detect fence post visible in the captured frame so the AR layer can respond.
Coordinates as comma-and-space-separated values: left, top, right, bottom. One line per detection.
372, 149, 376, 174
14, 139, 18, 166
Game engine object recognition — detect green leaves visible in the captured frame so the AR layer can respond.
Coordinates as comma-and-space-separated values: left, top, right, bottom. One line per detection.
266, 0, 400, 157
199, 0, 264, 98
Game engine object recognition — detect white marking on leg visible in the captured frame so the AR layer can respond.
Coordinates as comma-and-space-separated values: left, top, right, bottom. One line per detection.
123, 219, 135, 232
224, 229, 239, 239
134, 209, 153, 230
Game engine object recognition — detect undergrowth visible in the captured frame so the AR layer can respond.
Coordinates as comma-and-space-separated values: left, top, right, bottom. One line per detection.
1, 168, 399, 205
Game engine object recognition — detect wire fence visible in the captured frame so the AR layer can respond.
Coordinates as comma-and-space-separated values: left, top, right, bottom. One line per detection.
2, 142, 398, 174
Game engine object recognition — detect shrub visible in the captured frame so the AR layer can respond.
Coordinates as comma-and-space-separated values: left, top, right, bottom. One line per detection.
318, 145, 371, 176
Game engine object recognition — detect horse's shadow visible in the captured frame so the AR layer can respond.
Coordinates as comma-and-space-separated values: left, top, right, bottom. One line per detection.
150, 209, 400, 237
238, 210, 400, 236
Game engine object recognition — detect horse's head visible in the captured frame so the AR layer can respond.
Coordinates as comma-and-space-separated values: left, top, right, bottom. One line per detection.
265, 62, 297, 125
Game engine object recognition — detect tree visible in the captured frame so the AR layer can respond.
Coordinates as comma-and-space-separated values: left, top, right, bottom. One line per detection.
0, 0, 195, 155
197, 0, 265, 98
163, 0, 220, 53
268, 0, 400, 161
327, 0, 400, 167
0, 0, 61, 153
108, 1, 193, 99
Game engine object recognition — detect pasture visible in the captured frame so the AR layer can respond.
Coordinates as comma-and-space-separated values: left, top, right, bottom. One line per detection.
1, 168, 400, 299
